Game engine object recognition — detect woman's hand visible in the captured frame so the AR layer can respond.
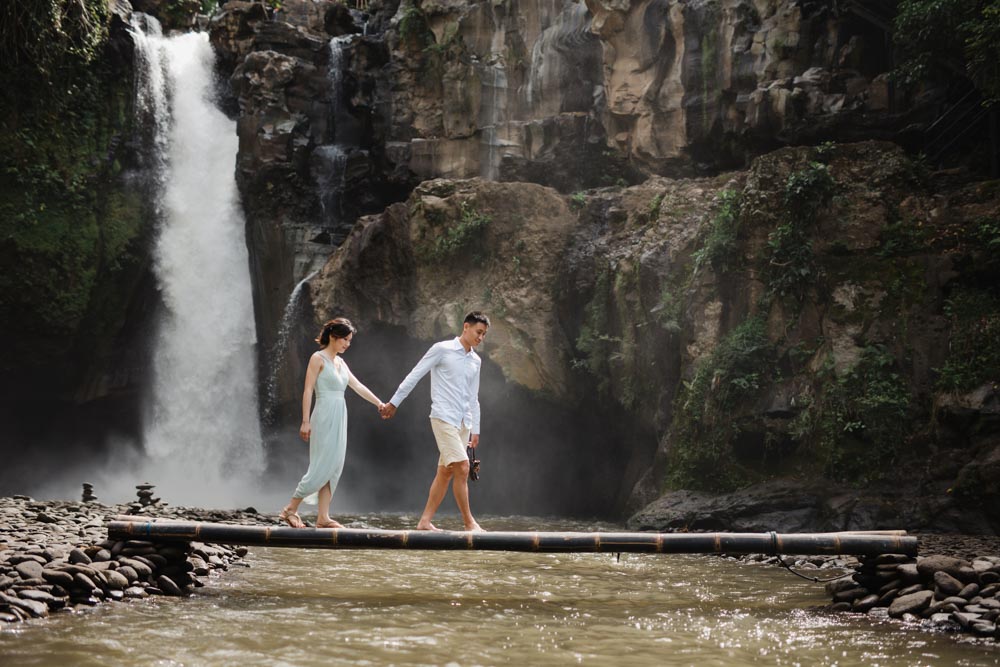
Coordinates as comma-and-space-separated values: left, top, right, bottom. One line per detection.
376, 401, 385, 413
299, 421, 311, 442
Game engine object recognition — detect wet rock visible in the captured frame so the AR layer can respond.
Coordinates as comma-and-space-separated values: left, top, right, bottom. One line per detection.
917, 555, 977, 583
852, 594, 879, 612
68, 548, 92, 565
958, 583, 980, 599
933, 571, 964, 597
952, 611, 981, 629
888, 590, 933, 618
156, 575, 183, 597
17, 589, 65, 609
0, 593, 48, 618
15, 561, 43, 580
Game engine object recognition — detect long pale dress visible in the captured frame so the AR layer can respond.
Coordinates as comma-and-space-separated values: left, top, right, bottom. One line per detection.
294, 355, 349, 504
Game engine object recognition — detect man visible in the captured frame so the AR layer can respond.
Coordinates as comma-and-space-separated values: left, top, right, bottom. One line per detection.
380, 312, 489, 531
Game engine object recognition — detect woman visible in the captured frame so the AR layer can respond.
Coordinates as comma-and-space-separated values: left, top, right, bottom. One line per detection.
279, 317, 383, 528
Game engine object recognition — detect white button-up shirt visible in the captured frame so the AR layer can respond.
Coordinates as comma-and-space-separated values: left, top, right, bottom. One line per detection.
389, 337, 482, 434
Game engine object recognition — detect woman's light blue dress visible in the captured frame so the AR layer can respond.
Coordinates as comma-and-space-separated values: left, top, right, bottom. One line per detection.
294, 355, 349, 503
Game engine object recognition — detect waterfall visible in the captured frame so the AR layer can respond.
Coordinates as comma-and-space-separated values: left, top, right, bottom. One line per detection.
125, 19, 265, 507
263, 270, 318, 421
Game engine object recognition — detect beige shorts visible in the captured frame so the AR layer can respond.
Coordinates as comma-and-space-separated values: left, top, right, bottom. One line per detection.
430, 418, 471, 468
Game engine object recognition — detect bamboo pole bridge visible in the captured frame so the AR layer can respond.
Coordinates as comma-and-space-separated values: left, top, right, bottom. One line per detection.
108, 517, 918, 557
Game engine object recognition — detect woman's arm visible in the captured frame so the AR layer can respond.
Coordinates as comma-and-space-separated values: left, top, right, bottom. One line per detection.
346, 365, 383, 408
299, 353, 324, 441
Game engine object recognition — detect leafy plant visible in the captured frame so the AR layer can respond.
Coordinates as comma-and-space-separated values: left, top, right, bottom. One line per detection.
665, 317, 774, 491
934, 288, 1000, 391
692, 189, 741, 271
793, 347, 912, 484
425, 200, 492, 263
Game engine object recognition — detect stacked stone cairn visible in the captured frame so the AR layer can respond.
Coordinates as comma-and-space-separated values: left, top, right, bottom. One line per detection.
134, 483, 160, 509
81, 484, 96, 503
0, 495, 260, 624
826, 552, 1000, 639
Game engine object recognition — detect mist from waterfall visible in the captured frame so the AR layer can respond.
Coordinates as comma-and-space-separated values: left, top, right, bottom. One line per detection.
111, 19, 265, 507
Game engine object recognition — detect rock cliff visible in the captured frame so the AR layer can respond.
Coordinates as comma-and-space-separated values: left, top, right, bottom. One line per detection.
310, 141, 1000, 528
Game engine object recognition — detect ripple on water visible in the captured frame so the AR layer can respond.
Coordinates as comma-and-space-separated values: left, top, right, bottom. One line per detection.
1, 516, 999, 666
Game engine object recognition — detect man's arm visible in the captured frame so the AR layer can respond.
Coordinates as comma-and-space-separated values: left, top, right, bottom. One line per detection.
387, 344, 441, 409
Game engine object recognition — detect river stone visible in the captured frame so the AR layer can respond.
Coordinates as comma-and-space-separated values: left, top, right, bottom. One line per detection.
123, 586, 147, 599
0, 575, 13, 591
10, 554, 47, 566
942, 596, 968, 606
981, 572, 1000, 585
0, 612, 18, 623
828, 602, 852, 612
117, 565, 139, 583
876, 588, 898, 606
917, 555, 977, 583
933, 571, 964, 597
958, 583, 980, 599
895, 563, 921, 585
852, 594, 879, 612
873, 554, 911, 565
979, 598, 1000, 610
981, 584, 1000, 597
929, 612, 957, 627
118, 558, 152, 579
144, 553, 168, 568
889, 590, 933, 618
878, 578, 902, 595
834, 587, 870, 603
964, 604, 990, 614
15, 561, 43, 580
18, 589, 65, 609
0, 593, 48, 618
72, 573, 99, 595
156, 575, 183, 596
972, 621, 996, 636
157, 546, 188, 561
952, 611, 981, 629
68, 548, 92, 565
103, 570, 129, 590
897, 584, 926, 597
91, 549, 111, 563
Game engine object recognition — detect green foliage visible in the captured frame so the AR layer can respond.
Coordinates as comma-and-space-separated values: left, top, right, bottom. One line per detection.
0, 1, 151, 350
893, 0, 1000, 102
652, 286, 682, 333
791, 347, 912, 484
934, 288, 1000, 391
570, 192, 587, 210
398, 6, 433, 49
692, 189, 741, 271
648, 193, 664, 219
0, 0, 109, 75
665, 317, 774, 491
424, 200, 492, 263
763, 162, 835, 300
878, 219, 930, 257
573, 269, 615, 390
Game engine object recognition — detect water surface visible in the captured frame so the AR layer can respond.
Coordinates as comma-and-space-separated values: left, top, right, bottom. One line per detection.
2, 516, 998, 666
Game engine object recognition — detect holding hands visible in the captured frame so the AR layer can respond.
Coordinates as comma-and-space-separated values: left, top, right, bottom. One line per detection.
379, 402, 396, 420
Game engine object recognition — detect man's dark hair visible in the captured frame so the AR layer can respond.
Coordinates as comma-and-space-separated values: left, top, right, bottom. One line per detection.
464, 311, 490, 327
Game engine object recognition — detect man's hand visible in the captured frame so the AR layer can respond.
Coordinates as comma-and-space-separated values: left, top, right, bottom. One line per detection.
380, 403, 397, 420
469, 434, 479, 448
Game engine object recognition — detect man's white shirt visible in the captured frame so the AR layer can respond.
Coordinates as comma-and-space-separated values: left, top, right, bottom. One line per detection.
389, 337, 482, 433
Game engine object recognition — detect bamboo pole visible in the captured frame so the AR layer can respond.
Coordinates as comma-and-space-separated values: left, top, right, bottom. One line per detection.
107, 518, 918, 556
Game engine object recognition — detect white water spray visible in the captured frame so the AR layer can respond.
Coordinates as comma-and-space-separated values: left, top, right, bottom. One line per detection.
123, 22, 265, 507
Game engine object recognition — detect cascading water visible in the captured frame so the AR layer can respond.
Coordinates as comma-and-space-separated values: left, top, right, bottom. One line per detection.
123, 18, 265, 506
263, 270, 318, 421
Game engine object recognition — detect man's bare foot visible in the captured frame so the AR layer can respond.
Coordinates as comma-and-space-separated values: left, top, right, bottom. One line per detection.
416, 521, 442, 531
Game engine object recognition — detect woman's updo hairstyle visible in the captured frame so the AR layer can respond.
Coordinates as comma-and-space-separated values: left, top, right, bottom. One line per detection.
316, 317, 357, 346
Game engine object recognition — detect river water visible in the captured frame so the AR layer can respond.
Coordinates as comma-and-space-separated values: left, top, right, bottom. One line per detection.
1, 516, 998, 666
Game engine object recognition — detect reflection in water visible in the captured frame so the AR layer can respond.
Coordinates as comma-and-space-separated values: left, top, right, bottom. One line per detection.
1, 517, 998, 666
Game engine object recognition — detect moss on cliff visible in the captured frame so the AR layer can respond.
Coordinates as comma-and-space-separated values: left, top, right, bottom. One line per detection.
0, 3, 151, 384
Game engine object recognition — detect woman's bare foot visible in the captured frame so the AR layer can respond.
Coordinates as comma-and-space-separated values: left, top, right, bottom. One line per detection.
315, 519, 344, 528
416, 521, 442, 531
464, 522, 484, 532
